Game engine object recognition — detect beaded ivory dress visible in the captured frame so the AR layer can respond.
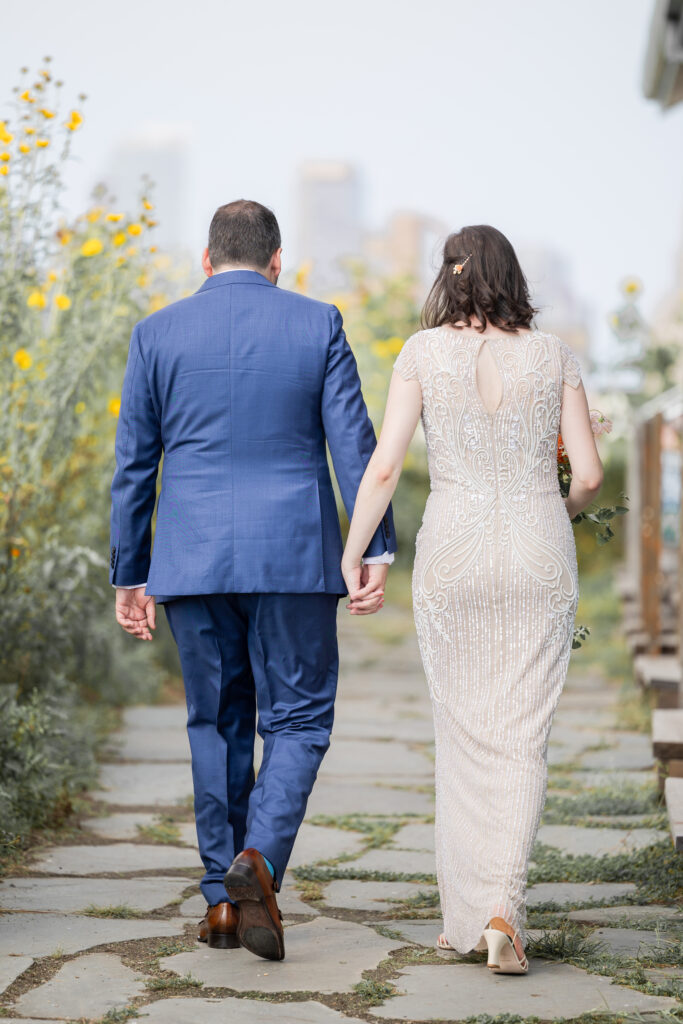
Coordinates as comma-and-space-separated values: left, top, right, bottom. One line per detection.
394, 327, 582, 954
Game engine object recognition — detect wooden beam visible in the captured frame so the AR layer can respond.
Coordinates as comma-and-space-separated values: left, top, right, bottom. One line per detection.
641, 414, 663, 651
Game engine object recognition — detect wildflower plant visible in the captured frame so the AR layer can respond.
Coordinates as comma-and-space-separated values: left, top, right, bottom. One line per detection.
0, 61, 172, 855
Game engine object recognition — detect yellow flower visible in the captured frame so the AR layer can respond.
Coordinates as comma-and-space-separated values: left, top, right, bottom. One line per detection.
329, 294, 349, 316
106, 212, 123, 222
623, 277, 641, 296
0, 166, 7, 176
20, 89, 35, 103
0, 152, 9, 161
24, 126, 36, 135
112, 231, 126, 247
143, 199, 154, 211
27, 290, 46, 310
126, 246, 138, 257
295, 261, 312, 291
108, 397, 121, 417
386, 336, 404, 355
0, 122, 13, 144
146, 219, 157, 228
66, 110, 83, 131
74, 401, 86, 414
128, 223, 143, 236
137, 273, 149, 288
47, 270, 58, 283
116, 256, 126, 267
19, 143, 31, 154
87, 206, 103, 223
149, 245, 158, 253
58, 229, 72, 246
36, 138, 49, 148
149, 294, 167, 313
81, 237, 103, 257
13, 348, 33, 369
55, 293, 71, 310
39, 107, 55, 118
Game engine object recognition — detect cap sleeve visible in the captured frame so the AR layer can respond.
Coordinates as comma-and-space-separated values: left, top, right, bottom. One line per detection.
393, 333, 420, 382
558, 338, 582, 389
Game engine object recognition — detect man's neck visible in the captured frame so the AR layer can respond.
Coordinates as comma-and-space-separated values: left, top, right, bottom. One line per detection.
212, 263, 273, 282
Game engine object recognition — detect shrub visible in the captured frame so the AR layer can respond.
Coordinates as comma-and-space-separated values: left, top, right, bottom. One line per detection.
0, 61, 174, 855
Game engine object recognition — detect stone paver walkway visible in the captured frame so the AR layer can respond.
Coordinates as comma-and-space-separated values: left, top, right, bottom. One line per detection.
1, 603, 681, 1023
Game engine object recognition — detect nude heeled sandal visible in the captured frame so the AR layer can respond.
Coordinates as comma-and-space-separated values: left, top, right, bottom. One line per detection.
483, 927, 529, 974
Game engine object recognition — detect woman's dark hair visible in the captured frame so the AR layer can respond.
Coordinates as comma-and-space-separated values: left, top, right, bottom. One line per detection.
208, 199, 281, 270
421, 225, 538, 333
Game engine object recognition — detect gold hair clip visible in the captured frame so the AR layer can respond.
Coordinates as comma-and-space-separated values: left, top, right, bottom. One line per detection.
453, 253, 472, 275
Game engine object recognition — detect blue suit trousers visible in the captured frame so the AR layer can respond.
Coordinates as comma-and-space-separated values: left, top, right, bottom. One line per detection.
164, 592, 339, 906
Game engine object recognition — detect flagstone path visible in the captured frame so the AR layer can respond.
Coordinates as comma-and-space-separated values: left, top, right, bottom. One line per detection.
1, 601, 681, 1023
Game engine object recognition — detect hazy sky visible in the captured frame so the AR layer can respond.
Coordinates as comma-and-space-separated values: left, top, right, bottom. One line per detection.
5, 0, 683, 359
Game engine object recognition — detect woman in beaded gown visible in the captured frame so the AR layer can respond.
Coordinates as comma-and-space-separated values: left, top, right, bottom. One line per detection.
342, 225, 603, 974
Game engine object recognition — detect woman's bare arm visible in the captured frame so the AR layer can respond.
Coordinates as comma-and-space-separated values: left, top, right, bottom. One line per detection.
342, 372, 422, 607
559, 380, 604, 518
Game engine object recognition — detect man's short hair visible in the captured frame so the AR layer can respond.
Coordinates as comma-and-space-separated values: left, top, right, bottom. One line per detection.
208, 200, 281, 270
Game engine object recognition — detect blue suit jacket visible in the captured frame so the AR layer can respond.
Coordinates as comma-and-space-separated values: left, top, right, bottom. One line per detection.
109, 270, 396, 601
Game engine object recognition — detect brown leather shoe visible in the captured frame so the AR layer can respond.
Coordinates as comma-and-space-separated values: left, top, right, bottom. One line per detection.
196, 901, 240, 949
224, 848, 284, 960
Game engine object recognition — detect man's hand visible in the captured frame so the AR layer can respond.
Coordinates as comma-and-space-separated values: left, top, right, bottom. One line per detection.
115, 587, 156, 641
342, 561, 388, 616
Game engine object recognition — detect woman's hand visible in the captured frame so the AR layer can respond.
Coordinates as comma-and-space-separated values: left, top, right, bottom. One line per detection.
342, 560, 387, 615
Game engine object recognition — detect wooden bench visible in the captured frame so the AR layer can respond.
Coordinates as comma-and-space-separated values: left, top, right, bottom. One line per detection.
627, 631, 679, 657
664, 777, 683, 851
653, 708, 683, 792
634, 654, 681, 708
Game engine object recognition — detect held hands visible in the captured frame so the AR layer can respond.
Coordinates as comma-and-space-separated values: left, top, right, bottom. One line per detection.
115, 587, 156, 641
341, 561, 388, 615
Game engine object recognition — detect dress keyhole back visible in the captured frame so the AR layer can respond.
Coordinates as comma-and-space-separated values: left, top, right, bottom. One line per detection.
474, 339, 503, 417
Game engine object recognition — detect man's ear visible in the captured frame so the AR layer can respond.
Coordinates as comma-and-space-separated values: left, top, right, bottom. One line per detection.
270, 247, 282, 282
201, 247, 213, 277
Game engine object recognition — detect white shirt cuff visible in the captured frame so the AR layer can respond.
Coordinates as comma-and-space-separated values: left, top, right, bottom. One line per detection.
113, 582, 148, 589
363, 552, 394, 565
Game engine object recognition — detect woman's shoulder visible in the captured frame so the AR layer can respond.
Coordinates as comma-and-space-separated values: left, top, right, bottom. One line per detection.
532, 330, 583, 387
393, 327, 439, 380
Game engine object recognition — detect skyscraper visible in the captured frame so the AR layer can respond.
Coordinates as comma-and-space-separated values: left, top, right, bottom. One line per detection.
95, 125, 191, 256
297, 161, 362, 294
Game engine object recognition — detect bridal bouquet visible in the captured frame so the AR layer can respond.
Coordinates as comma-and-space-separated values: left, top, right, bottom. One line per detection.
558, 410, 627, 546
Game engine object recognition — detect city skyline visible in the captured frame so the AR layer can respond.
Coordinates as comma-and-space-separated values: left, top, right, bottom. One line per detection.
4, 0, 683, 365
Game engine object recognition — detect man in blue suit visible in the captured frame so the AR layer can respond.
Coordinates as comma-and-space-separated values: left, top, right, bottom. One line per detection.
110, 200, 396, 960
